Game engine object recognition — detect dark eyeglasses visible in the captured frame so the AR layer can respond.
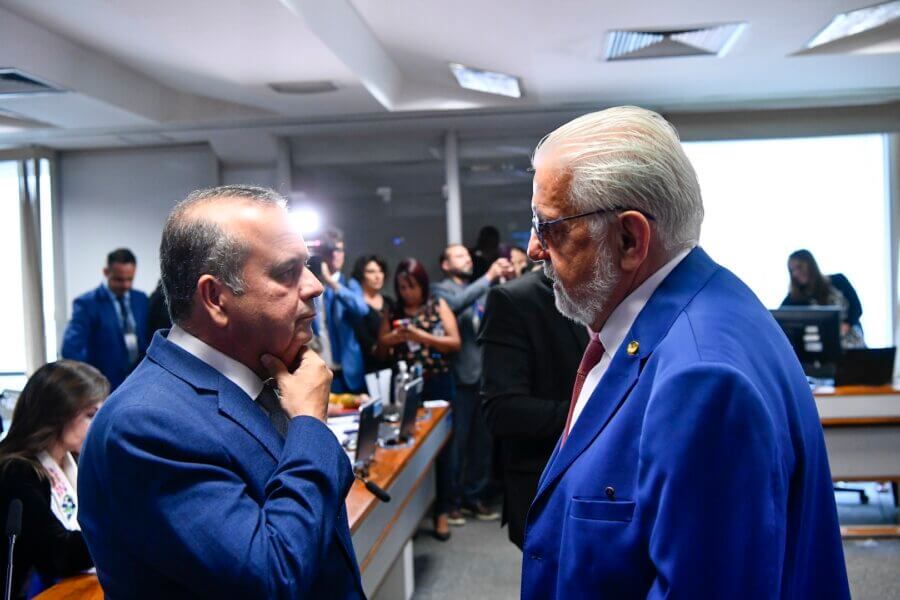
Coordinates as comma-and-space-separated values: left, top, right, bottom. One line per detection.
531, 207, 656, 250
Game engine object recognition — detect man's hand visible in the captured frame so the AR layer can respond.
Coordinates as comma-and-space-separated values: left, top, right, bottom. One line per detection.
486, 258, 515, 282
320, 261, 340, 290
261, 348, 333, 422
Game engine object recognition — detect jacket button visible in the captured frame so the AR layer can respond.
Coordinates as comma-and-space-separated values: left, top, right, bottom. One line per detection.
530, 553, 542, 561
604, 486, 616, 499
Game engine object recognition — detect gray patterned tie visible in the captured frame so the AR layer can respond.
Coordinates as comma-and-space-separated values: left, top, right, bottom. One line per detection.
256, 383, 290, 438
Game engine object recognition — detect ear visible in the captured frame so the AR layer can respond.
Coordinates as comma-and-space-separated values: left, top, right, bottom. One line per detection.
102, 267, 110, 278
616, 211, 652, 273
196, 274, 230, 328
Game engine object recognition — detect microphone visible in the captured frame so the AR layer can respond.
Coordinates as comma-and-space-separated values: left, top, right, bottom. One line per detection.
355, 474, 391, 503
5, 499, 22, 600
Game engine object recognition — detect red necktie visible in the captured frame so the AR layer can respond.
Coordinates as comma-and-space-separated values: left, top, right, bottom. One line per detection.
562, 334, 605, 444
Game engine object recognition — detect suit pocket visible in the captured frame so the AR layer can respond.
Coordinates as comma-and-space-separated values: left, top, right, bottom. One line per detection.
569, 497, 635, 522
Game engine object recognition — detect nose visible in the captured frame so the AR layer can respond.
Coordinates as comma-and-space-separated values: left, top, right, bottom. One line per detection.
527, 230, 547, 262
303, 269, 325, 299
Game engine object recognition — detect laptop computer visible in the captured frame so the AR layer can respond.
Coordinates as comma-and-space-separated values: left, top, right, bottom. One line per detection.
379, 377, 423, 446
834, 347, 896, 387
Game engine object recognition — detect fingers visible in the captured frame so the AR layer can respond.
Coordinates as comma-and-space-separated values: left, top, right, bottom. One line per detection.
260, 353, 288, 379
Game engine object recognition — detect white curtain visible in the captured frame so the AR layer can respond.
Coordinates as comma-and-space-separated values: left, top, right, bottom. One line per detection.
18, 157, 47, 375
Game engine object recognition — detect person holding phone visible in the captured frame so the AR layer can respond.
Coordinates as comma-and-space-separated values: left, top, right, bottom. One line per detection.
378, 258, 461, 540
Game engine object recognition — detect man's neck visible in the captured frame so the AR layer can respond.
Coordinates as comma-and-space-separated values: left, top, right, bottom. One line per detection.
178, 322, 266, 379
588, 250, 675, 332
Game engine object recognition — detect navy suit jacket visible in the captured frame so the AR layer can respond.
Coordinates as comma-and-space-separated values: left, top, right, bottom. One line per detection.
521, 248, 849, 599
78, 332, 364, 599
60, 285, 149, 390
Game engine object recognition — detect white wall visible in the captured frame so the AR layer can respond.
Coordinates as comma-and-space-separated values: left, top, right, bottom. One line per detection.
58, 144, 216, 319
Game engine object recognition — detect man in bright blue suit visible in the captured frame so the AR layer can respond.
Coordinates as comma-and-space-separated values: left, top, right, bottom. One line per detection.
312, 227, 368, 393
521, 107, 849, 599
78, 186, 364, 599
61, 248, 149, 390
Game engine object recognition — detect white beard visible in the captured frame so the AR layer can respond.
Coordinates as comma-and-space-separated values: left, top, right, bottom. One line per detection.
543, 246, 619, 328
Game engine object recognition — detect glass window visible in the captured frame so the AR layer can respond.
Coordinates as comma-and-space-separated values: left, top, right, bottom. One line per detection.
0, 161, 26, 374
684, 134, 890, 347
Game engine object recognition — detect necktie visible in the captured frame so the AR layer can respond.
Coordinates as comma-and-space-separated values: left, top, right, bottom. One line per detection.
561, 335, 605, 444
116, 295, 139, 365
116, 296, 134, 333
256, 384, 290, 438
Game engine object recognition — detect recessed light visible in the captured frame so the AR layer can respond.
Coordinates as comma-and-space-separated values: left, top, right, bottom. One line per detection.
449, 63, 522, 98
807, 0, 900, 49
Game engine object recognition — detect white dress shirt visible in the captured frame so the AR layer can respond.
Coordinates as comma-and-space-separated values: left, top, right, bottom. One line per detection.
168, 325, 264, 400
568, 248, 692, 431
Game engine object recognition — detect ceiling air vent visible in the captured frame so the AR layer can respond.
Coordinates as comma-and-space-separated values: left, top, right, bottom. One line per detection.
0, 69, 63, 96
268, 80, 338, 95
605, 23, 745, 61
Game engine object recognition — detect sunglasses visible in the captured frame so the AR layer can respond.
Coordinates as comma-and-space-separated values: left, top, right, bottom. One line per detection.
531, 207, 656, 250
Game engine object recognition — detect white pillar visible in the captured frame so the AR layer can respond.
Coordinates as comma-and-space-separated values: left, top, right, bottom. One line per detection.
444, 131, 462, 245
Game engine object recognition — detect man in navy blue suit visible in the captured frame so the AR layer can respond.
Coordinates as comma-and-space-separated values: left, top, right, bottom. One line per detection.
78, 185, 364, 598
61, 248, 149, 390
521, 107, 849, 598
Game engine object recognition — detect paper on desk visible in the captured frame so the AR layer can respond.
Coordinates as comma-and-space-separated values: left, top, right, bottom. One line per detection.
423, 399, 449, 408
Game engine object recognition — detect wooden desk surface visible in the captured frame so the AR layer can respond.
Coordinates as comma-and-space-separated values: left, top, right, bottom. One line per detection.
346, 406, 449, 533
33, 574, 102, 600
814, 383, 900, 397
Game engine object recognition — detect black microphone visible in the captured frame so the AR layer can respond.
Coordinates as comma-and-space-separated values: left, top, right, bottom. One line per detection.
5, 499, 22, 600
355, 474, 391, 503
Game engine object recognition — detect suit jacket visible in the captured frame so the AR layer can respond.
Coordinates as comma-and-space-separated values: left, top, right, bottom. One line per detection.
522, 248, 848, 599
313, 276, 369, 391
77, 332, 364, 599
432, 275, 492, 385
479, 270, 588, 548
60, 285, 149, 390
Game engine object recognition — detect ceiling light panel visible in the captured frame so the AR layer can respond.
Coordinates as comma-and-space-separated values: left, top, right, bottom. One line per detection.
807, 0, 900, 48
449, 63, 522, 98
606, 23, 745, 60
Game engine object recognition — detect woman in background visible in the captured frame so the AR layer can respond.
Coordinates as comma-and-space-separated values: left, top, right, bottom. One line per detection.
782, 249, 865, 348
351, 254, 395, 375
0, 360, 108, 599
378, 258, 461, 540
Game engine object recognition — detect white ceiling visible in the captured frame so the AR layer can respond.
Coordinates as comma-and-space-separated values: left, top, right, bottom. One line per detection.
0, 0, 898, 159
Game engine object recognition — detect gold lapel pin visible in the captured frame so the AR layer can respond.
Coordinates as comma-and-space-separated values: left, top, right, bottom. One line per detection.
626, 340, 639, 356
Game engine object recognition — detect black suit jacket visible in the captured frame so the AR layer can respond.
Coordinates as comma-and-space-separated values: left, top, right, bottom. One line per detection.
478, 270, 588, 548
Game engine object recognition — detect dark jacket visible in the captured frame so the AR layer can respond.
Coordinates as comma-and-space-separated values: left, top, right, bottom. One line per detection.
479, 270, 588, 548
0, 460, 93, 599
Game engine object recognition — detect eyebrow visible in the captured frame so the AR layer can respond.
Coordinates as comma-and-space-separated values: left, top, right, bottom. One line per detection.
269, 256, 306, 275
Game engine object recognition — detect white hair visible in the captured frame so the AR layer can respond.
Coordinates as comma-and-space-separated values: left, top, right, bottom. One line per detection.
533, 106, 704, 254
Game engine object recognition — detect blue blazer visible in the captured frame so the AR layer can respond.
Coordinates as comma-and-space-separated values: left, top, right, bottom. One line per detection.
313, 277, 369, 391
521, 248, 849, 599
60, 285, 149, 390
78, 332, 365, 599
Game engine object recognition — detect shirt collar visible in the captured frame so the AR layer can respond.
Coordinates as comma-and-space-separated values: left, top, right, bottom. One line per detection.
597, 248, 692, 358
167, 325, 264, 400
102, 283, 129, 303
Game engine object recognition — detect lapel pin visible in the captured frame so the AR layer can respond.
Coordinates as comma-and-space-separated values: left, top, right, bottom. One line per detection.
627, 340, 639, 356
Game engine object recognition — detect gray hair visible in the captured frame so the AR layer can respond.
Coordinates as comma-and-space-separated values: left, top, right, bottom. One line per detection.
160, 185, 287, 324
534, 106, 704, 253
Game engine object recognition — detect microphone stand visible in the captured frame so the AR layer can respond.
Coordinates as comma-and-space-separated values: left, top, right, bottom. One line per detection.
5, 499, 22, 600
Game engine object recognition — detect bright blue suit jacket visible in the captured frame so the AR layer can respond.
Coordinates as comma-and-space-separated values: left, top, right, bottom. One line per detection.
521, 248, 849, 599
78, 332, 365, 599
60, 285, 149, 390
313, 276, 368, 391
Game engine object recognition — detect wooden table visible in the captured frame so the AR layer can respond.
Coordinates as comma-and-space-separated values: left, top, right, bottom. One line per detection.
36, 406, 451, 600
349, 405, 451, 599
815, 384, 900, 537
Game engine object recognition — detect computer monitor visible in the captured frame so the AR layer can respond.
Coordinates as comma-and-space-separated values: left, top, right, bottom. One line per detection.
354, 399, 382, 469
770, 307, 842, 378
397, 377, 423, 440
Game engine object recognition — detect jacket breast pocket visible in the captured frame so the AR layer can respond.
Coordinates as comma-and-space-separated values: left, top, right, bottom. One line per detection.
569, 497, 635, 522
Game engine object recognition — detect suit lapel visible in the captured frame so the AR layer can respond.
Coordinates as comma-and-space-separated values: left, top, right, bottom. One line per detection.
536, 352, 641, 499
534, 247, 721, 504
146, 332, 283, 461
216, 377, 284, 461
